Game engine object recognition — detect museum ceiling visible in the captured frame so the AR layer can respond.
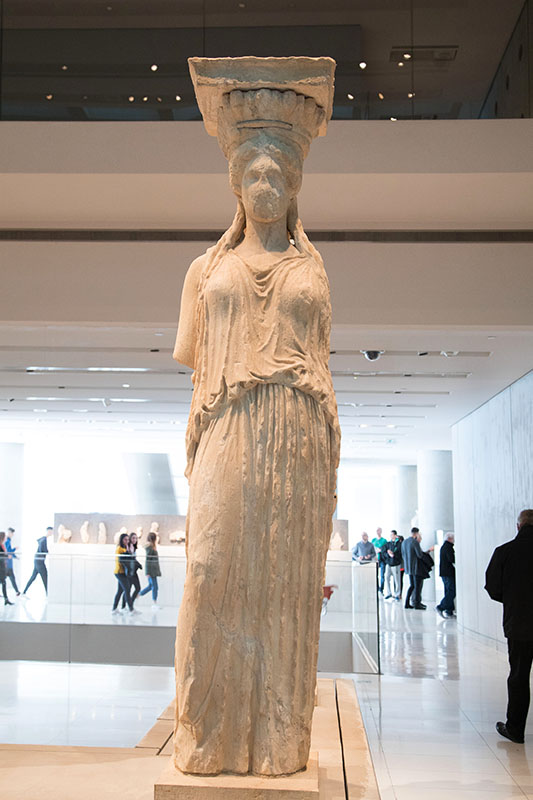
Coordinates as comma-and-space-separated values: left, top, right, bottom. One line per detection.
0, 0, 526, 120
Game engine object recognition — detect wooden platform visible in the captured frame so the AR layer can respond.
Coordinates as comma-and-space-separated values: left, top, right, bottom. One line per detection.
153, 680, 379, 800
0, 680, 379, 800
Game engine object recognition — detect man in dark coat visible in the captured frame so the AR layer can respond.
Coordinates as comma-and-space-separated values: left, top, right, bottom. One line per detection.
485, 509, 533, 744
401, 527, 433, 610
436, 533, 456, 618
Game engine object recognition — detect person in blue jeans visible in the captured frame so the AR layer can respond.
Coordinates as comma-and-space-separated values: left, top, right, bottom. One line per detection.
22, 527, 53, 596
139, 532, 162, 609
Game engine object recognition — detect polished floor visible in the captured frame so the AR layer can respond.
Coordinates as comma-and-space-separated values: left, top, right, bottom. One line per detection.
0, 661, 175, 748
2, 603, 533, 798
357, 599, 533, 799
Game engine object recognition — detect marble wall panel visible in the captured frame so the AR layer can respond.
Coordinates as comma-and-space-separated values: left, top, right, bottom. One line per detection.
452, 421, 478, 635
452, 369, 532, 645
511, 370, 533, 511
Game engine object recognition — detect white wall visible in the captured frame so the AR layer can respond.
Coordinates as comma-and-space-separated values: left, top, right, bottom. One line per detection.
452, 369, 533, 644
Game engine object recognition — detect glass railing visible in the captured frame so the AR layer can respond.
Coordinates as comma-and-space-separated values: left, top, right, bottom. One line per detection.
0, 0, 530, 121
0, 549, 379, 673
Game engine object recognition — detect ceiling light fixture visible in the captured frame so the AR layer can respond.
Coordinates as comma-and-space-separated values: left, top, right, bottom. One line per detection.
122, 383, 130, 388
150, 64, 158, 72
358, 61, 367, 70
61, 65, 68, 71
403, 53, 412, 59
398, 61, 404, 67
128, 96, 134, 102
390, 117, 397, 121
46, 94, 53, 100
347, 93, 354, 101
175, 95, 181, 101
408, 92, 415, 98
378, 92, 384, 100
143, 96, 148, 102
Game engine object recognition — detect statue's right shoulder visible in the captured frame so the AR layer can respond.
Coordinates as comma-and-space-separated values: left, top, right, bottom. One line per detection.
184, 247, 215, 291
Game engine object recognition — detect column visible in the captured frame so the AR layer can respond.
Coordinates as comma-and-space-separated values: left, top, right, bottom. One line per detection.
417, 450, 454, 542
417, 450, 454, 604
397, 465, 418, 536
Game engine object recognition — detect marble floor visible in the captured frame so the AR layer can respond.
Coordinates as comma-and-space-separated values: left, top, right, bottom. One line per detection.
0, 661, 175, 748
356, 600, 533, 799
2, 603, 533, 799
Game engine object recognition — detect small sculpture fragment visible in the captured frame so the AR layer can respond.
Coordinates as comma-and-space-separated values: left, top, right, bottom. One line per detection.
97, 522, 107, 544
80, 520, 90, 544
57, 524, 72, 544
114, 525, 128, 545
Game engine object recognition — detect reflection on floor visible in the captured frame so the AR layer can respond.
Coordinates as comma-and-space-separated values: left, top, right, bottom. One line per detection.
356, 600, 533, 799
3, 601, 532, 799
0, 661, 175, 748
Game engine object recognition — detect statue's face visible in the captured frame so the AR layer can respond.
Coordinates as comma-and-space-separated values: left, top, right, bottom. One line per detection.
240, 152, 290, 224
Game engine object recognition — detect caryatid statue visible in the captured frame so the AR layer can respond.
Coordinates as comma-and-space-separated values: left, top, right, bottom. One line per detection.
173, 56, 340, 778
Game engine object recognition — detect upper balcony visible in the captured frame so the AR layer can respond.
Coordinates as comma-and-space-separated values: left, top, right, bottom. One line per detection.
0, 0, 531, 123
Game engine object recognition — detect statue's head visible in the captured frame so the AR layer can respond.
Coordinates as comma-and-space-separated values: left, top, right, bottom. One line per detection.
227, 130, 302, 224
188, 57, 335, 258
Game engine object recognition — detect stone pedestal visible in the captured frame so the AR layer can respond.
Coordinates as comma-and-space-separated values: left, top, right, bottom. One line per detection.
154, 754, 320, 800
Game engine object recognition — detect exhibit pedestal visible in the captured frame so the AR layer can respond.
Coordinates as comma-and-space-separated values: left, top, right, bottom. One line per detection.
154, 754, 320, 799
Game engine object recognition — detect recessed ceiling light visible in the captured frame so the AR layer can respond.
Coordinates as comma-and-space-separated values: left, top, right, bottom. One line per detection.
150, 64, 158, 72
359, 423, 368, 428
61, 65, 68, 71
108, 398, 149, 403
398, 61, 404, 67
128, 96, 134, 102
143, 96, 148, 102
378, 92, 384, 100
390, 117, 397, 121
358, 61, 367, 70
156, 96, 162, 102
403, 53, 412, 59
46, 94, 53, 100
122, 383, 130, 388
387, 424, 396, 428
408, 92, 415, 98
175, 95, 181, 101
347, 93, 354, 101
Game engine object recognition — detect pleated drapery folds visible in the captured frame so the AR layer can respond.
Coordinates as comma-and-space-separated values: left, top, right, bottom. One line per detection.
175, 383, 337, 775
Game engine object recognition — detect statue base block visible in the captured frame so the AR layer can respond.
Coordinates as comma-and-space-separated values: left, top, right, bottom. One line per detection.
154, 753, 320, 799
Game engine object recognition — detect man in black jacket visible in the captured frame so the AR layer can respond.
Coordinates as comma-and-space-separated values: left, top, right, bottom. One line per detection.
485, 509, 533, 744
436, 533, 455, 618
